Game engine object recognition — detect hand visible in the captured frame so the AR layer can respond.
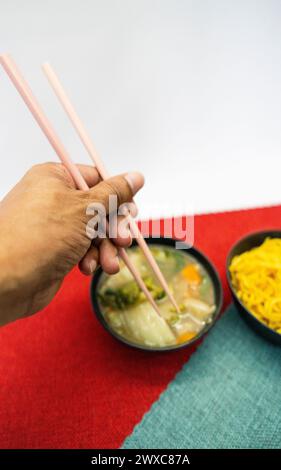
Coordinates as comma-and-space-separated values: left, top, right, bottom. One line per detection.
0, 163, 144, 326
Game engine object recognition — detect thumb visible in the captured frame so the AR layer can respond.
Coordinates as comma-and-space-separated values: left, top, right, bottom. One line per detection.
87, 172, 144, 213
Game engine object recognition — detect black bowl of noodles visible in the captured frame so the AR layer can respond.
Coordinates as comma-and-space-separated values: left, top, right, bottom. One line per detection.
226, 230, 281, 345
91, 237, 223, 352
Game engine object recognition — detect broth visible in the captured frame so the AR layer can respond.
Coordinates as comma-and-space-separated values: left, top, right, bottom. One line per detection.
97, 245, 216, 348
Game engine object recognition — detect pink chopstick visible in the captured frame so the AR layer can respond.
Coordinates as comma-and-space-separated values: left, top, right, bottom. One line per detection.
42, 62, 180, 314
0, 53, 163, 317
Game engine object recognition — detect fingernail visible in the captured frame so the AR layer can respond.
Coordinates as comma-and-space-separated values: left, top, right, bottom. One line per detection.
125, 172, 144, 195
89, 260, 97, 273
122, 202, 138, 218
130, 202, 138, 217
124, 231, 133, 246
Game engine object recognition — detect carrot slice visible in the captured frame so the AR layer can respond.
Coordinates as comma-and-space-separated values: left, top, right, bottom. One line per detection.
181, 264, 201, 284
176, 331, 196, 344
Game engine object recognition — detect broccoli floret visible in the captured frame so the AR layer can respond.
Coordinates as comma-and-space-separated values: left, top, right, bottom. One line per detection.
120, 282, 140, 305
99, 282, 140, 309
144, 276, 166, 301
99, 276, 167, 310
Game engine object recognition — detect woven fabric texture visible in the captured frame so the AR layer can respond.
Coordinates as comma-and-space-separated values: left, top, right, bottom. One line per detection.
123, 304, 281, 449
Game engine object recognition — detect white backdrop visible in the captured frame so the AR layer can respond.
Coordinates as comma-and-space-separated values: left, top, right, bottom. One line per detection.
0, 0, 281, 219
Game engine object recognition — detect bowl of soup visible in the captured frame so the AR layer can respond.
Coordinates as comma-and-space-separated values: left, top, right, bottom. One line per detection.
90, 237, 223, 351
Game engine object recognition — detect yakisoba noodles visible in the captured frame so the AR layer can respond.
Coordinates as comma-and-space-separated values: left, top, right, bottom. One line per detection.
229, 238, 281, 334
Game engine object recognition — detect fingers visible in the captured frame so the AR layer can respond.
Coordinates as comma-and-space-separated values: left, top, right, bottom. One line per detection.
76, 164, 101, 188
77, 170, 143, 276
79, 220, 131, 276
87, 172, 144, 214
79, 238, 123, 276
99, 239, 120, 274
28, 163, 102, 190
78, 245, 99, 276
110, 214, 132, 247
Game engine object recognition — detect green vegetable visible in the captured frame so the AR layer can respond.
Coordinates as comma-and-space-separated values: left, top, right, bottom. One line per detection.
98, 282, 140, 309
158, 248, 186, 273
169, 303, 186, 314
144, 276, 166, 301
172, 251, 187, 272
169, 314, 180, 325
154, 290, 166, 301
99, 276, 166, 310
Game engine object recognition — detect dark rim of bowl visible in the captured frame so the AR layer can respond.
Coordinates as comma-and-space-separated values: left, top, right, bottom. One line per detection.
90, 237, 223, 352
226, 229, 281, 339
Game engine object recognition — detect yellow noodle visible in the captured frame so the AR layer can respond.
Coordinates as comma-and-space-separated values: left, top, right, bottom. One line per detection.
229, 238, 281, 334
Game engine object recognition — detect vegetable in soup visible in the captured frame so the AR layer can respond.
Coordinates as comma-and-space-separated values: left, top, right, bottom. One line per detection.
97, 245, 216, 348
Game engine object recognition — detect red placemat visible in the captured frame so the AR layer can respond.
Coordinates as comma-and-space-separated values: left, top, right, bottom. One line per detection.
0, 205, 280, 449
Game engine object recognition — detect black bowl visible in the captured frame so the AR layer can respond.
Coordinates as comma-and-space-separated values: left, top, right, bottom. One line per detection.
90, 237, 223, 352
226, 230, 281, 346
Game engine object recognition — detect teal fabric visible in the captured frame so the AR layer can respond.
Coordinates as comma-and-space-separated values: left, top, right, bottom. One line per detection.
123, 305, 281, 449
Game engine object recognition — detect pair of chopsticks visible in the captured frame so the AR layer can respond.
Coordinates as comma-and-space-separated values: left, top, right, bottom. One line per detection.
0, 54, 180, 317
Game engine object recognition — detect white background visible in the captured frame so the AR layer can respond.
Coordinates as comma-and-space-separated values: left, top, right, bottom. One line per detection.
0, 0, 281, 219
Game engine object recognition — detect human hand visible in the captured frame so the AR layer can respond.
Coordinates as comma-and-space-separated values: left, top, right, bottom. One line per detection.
0, 163, 144, 326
